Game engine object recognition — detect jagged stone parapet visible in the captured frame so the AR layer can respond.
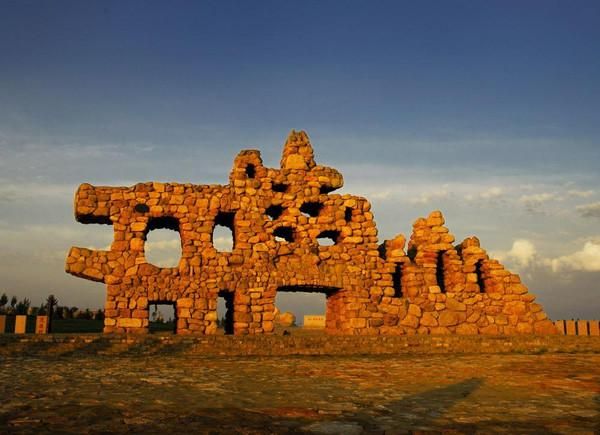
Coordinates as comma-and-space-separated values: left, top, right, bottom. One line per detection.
66, 130, 557, 335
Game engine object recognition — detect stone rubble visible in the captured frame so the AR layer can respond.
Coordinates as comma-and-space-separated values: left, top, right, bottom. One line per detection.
65, 130, 557, 335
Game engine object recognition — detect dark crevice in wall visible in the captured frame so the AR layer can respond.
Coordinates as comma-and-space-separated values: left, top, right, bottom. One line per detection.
272, 183, 288, 193
392, 263, 403, 298
436, 251, 447, 293
475, 260, 485, 293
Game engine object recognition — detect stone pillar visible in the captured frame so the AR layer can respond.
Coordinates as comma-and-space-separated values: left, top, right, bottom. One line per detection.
553, 320, 566, 335
0, 315, 6, 333
35, 316, 48, 334
15, 315, 27, 334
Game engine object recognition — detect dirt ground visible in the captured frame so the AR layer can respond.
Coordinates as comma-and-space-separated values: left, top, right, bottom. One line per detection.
1, 343, 599, 434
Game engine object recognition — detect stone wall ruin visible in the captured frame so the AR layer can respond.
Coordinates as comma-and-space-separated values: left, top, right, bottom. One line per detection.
65, 130, 557, 335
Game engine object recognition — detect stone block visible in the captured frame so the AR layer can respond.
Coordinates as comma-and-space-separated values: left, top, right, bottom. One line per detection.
117, 318, 143, 328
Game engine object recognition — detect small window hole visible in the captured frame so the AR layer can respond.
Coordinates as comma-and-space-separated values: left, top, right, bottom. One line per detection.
245, 164, 256, 179
272, 183, 288, 193
300, 202, 322, 218
317, 230, 339, 246
213, 211, 235, 252
266, 204, 284, 220
274, 227, 294, 243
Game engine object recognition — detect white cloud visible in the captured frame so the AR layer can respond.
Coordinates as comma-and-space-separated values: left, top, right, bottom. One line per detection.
0, 182, 75, 203
518, 192, 562, 214
479, 186, 503, 199
518, 192, 559, 204
576, 202, 600, 219
568, 189, 594, 198
494, 239, 537, 269
465, 186, 504, 201
410, 188, 450, 205
549, 241, 600, 272
494, 239, 600, 275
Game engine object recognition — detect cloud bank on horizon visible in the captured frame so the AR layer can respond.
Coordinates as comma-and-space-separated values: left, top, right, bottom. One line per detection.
0, 1, 599, 320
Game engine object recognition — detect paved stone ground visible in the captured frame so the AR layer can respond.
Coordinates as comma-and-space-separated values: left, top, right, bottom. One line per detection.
1, 348, 599, 434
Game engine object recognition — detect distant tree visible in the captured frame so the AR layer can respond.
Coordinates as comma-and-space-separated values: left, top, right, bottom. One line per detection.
10, 296, 17, 312
95, 309, 105, 321
0, 293, 7, 314
67, 307, 78, 319
15, 298, 31, 315
78, 308, 93, 320
46, 295, 58, 332
52, 305, 61, 319
37, 303, 46, 316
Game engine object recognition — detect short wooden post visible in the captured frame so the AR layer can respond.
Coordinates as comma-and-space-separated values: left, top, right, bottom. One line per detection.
553, 320, 566, 335
577, 320, 589, 336
589, 321, 600, 336
0, 315, 6, 333
35, 316, 48, 334
565, 320, 577, 336
14, 315, 27, 334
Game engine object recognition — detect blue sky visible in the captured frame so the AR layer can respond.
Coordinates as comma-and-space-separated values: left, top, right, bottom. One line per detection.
0, 1, 599, 320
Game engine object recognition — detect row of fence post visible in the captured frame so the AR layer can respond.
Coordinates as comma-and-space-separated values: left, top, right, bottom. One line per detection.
0, 315, 48, 334
554, 320, 599, 336
0, 315, 598, 336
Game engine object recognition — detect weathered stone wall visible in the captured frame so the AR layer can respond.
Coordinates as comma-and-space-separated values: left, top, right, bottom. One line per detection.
65, 130, 557, 335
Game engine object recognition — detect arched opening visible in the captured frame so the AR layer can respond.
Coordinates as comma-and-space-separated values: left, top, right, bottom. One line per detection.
213, 211, 235, 252
392, 263, 403, 298
274, 226, 294, 243
300, 202, 322, 218
475, 260, 485, 293
245, 164, 256, 179
266, 204, 284, 220
217, 291, 234, 335
275, 285, 340, 330
436, 251, 447, 293
145, 217, 181, 268
148, 302, 176, 334
317, 230, 340, 246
